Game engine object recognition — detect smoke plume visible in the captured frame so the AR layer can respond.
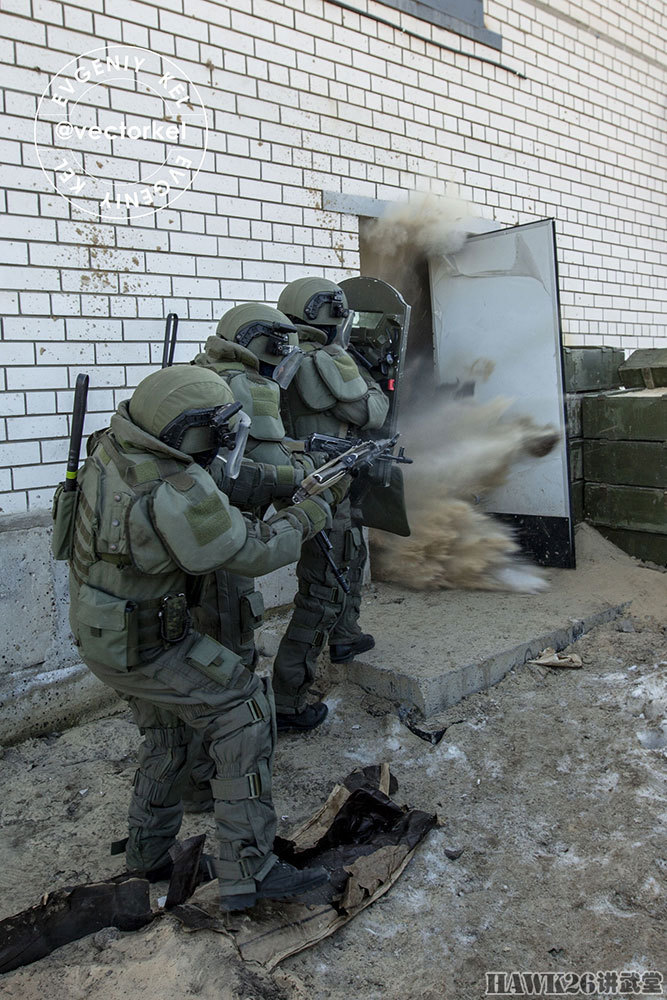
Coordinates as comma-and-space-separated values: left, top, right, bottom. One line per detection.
362, 191, 557, 593
371, 397, 557, 593
364, 192, 475, 258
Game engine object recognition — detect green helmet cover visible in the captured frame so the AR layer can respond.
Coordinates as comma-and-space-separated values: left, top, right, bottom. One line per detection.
129, 365, 236, 456
216, 303, 299, 367
277, 277, 350, 332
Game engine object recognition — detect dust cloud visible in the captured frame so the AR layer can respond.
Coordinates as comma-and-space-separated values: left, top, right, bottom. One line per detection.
372, 397, 557, 592
364, 191, 474, 258
362, 192, 558, 592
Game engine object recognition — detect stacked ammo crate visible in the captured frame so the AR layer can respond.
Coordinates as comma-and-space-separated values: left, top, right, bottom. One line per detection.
564, 348, 667, 566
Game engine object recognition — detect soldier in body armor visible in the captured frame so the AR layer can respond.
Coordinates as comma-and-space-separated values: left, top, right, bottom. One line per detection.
64, 364, 331, 910
191, 303, 316, 669
181, 303, 325, 808
272, 277, 390, 730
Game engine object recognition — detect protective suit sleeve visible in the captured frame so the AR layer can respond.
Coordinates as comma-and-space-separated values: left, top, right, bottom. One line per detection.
211, 453, 316, 506
221, 497, 332, 576
150, 466, 306, 578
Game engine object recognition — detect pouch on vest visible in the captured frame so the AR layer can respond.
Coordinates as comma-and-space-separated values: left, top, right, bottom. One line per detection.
51, 483, 79, 561
186, 634, 241, 688
240, 589, 265, 632
76, 583, 141, 671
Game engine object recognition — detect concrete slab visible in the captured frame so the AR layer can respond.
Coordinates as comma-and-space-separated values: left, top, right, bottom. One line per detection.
340, 585, 624, 716
343, 525, 666, 715
260, 525, 666, 717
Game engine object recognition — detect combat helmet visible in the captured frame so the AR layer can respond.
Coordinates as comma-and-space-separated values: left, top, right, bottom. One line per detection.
216, 303, 299, 366
129, 365, 244, 467
278, 277, 351, 344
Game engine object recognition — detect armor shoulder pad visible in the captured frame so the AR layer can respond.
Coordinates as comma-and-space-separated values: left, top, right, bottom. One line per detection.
230, 371, 285, 442
294, 352, 336, 412
151, 466, 246, 573
314, 346, 368, 402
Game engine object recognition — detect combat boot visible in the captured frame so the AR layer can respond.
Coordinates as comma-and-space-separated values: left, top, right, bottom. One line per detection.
219, 860, 330, 912
275, 701, 328, 731
329, 632, 375, 663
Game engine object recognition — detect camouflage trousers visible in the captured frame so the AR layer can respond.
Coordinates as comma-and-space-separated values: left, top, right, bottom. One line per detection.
272, 496, 367, 714
84, 629, 278, 897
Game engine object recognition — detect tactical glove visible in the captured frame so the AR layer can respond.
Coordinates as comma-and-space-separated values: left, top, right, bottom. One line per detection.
284, 496, 332, 539
326, 472, 352, 506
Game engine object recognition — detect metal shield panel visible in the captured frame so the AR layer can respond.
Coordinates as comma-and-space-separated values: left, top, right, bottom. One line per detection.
429, 219, 574, 567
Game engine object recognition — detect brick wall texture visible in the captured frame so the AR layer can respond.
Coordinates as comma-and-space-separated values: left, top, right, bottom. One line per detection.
0, 0, 665, 512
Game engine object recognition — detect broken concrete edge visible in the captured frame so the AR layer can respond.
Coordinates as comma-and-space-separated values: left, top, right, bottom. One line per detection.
0, 661, 124, 748
341, 603, 629, 718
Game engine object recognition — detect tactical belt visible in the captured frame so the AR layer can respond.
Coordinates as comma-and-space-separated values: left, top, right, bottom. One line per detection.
70, 563, 189, 660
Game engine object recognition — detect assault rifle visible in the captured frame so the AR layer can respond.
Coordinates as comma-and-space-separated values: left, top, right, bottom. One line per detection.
293, 435, 410, 594
303, 432, 412, 471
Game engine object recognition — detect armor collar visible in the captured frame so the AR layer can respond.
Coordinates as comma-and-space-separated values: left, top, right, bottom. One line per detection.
202, 335, 260, 369
110, 401, 193, 463
295, 323, 328, 346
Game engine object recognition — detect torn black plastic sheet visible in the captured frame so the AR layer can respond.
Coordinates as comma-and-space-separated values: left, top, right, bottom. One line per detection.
0, 766, 436, 974
0, 877, 154, 974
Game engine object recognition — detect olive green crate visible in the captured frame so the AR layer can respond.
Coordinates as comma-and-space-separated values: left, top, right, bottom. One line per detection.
584, 483, 667, 534
563, 347, 624, 393
582, 390, 667, 442
597, 526, 667, 567
618, 349, 667, 389
570, 480, 584, 525
583, 440, 667, 489
568, 439, 583, 481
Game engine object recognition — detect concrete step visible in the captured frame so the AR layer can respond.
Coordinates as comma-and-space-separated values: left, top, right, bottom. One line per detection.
255, 526, 667, 718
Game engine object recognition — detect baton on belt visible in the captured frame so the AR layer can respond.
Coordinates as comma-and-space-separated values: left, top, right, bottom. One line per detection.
64, 373, 89, 492
162, 312, 179, 368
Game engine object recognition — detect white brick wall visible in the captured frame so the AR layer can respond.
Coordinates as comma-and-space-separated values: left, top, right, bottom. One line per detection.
0, 0, 666, 513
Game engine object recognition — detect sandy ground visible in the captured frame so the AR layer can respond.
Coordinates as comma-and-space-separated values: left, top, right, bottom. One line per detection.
1, 547, 666, 999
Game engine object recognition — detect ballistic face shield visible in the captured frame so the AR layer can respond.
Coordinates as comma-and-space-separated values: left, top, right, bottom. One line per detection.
217, 407, 251, 479
271, 345, 304, 389
334, 309, 356, 350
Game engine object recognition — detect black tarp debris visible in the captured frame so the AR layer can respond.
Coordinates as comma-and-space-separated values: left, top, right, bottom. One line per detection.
170, 763, 437, 968
0, 764, 435, 974
0, 877, 153, 974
